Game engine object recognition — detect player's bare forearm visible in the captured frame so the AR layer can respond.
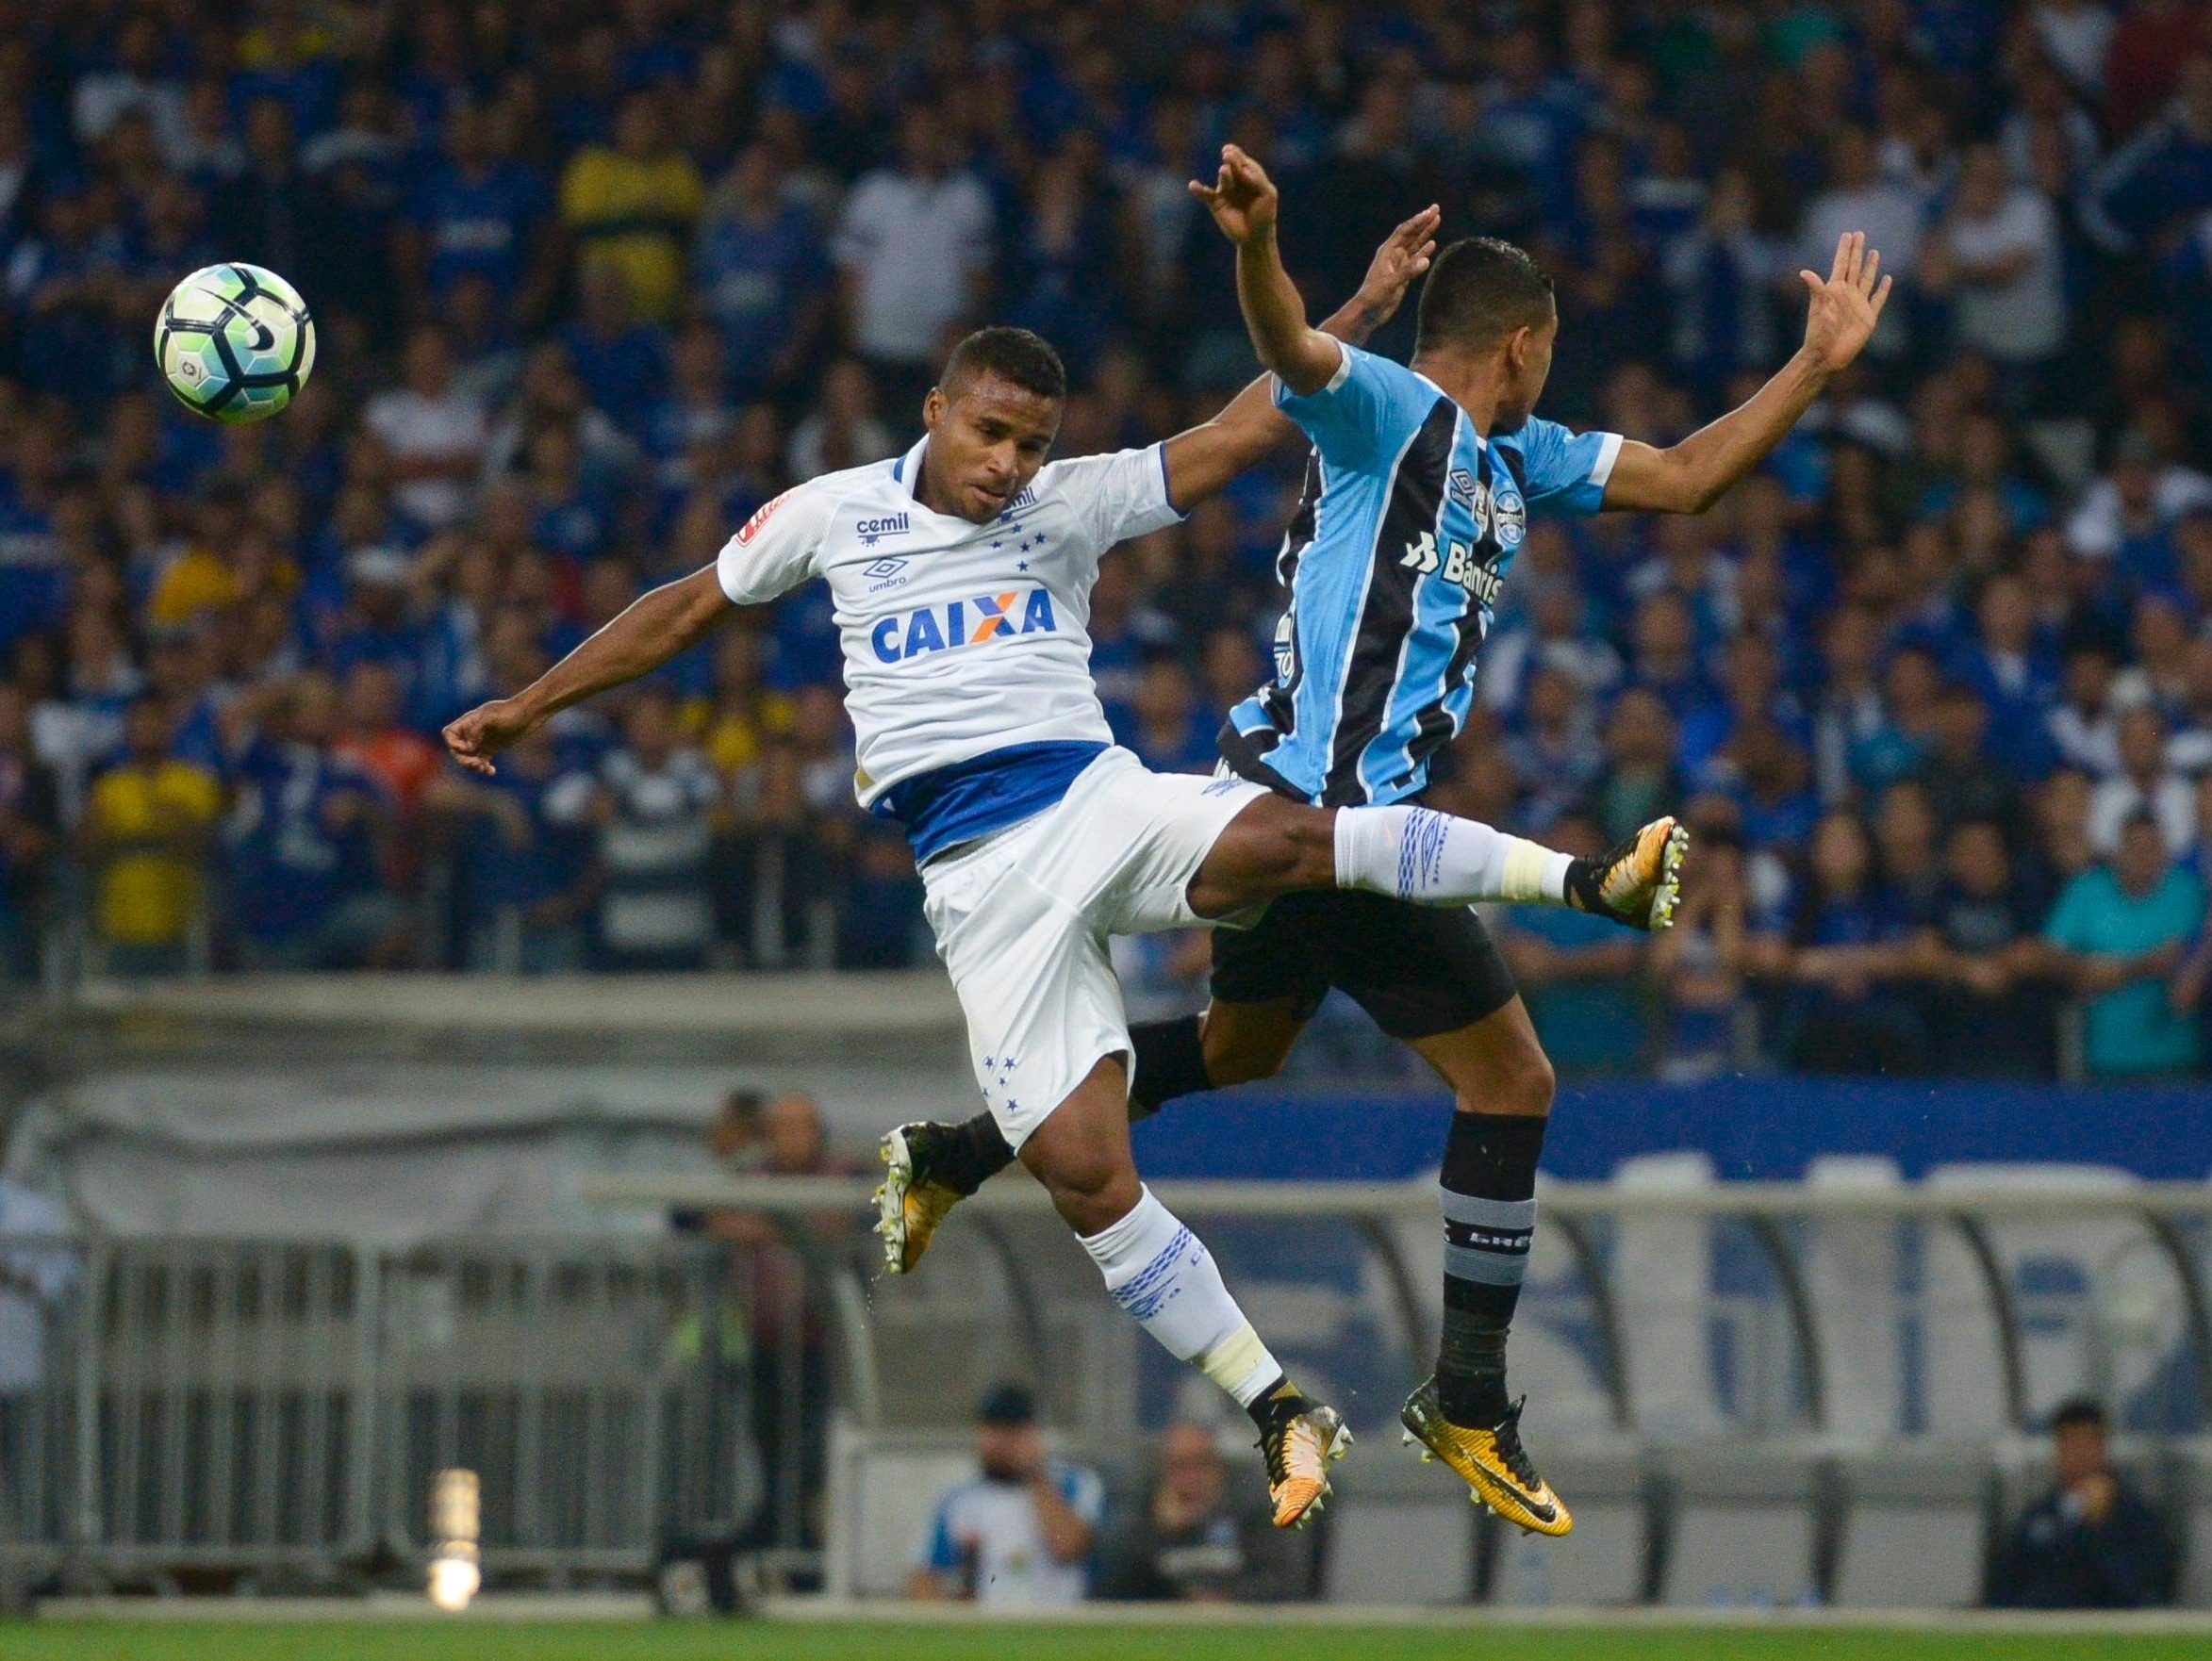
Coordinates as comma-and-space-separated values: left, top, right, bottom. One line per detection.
1234, 228, 1339, 395
1164, 207, 1437, 510
442, 566, 731, 775
1606, 231, 1889, 515
1605, 347, 1828, 514
1164, 284, 1420, 510
1191, 145, 1341, 395
517, 568, 729, 722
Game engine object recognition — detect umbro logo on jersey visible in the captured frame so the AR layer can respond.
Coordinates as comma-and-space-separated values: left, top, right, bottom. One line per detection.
863, 556, 909, 580
1448, 469, 1477, 506
856, 514, 911, 548
869, 587, 1060, 663
1402, 532, 1506, 608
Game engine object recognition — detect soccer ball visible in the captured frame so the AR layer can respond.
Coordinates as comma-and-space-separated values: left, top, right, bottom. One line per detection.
154, 263, 316, 423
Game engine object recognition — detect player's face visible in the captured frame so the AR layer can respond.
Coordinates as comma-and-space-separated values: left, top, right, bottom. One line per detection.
1495, 312, 1558, 430
923, 375, 1062, 523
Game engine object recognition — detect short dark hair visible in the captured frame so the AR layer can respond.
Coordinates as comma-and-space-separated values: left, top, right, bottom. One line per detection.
1414, 238, 1556, 354
940, 326, 1066, 403
977, 1380, 1037, 1425
2052, 1397, 2107, 1434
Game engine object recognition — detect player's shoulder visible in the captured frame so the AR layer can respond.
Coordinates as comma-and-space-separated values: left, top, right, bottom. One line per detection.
1488, 414, 1561, 453
1033, 444, 1157, 498
734, 457, 900, 543
932, 1476, 989, 1520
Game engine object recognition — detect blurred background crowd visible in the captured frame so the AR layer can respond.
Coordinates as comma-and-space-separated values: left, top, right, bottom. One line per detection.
4, 0, 2212, 1080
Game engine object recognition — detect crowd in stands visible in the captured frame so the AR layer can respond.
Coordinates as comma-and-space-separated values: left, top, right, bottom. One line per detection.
4, 0, 2212, 1078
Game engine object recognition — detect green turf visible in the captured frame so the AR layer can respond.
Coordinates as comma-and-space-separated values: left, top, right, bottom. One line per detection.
8, 1622, 2212, 1661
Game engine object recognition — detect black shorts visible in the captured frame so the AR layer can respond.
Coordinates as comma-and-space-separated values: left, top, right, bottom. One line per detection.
1209, 889, 1520, 1041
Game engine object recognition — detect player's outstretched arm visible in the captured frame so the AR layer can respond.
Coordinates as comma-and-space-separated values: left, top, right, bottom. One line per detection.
1603, 231, 1891, 515
1191, 144, 1343, 396
1161, 205, 1439, 512
441, 565, 733, 776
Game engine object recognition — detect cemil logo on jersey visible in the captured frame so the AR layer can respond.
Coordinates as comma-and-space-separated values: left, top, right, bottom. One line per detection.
1402, 530, 1506, 609
870, 587, 1060, 663
856, 513, 911, 548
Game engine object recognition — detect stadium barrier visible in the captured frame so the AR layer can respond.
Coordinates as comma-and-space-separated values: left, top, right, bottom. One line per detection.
5, 1174, 2210, 1603
0, 1231, 865, 1593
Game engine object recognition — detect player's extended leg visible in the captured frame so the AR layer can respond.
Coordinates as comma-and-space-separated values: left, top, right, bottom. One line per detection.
1017, 1052, 1349, 1528
877, 806, 1682, 1271
1396, 1000, 1574, 1538
873, 999, 1300, 1274
1184, 794, 1684, 925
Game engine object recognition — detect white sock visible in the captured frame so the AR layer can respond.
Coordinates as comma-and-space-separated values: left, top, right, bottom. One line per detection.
1333, 804, 1571, 906
1079, 1187, 1283, 1407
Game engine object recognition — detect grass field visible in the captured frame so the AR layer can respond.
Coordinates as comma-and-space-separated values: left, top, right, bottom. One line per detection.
11, 1622, 2212, 1661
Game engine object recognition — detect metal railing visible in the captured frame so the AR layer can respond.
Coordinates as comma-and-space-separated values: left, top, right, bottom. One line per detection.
0, 1231, 856, 1591
5, 1176, 2208, 1594
583, 1173, 2212, 1439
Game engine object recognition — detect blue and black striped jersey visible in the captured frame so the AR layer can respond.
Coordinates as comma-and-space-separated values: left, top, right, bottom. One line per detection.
1221, 345, 1621, 807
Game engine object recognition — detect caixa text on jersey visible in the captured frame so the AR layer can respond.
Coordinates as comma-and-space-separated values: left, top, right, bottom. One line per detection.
869, 587, 1061, 663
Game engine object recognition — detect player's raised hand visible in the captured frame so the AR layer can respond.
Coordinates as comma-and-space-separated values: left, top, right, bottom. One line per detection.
1798, 230, 1892, 373
1189, 144, 1279, 247
442, 697, 536, 778
1352, 205, 1441, 331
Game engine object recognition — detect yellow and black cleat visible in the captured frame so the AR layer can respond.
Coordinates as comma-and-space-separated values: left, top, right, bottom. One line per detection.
1400, 1378, 1572, 1538
1568, 815, 1689, 932
871, 1122, 971, 1275
1258, 1393, 1352, 1530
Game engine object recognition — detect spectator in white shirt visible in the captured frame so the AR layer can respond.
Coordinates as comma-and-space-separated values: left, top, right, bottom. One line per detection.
71, 14, 186, 152
362, 326, 490, 534
2089, 706, 2197, 855
2049, 644, 2127, 778
549, 688, 721, 971
785, 358, 895, 482
910, 1383, 1101, 1607
1799, 126, 1924, 358
832, 105, 994, 415
1922, 143, 2067, 370
2066, 430, 2212, 562
2029, 0, 2118, 99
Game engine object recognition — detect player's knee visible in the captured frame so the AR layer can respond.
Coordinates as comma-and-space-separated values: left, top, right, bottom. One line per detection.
1032, 1143, 1142, 1235
1200, 1021, 1292, 1086
1256, 803, 1338, 890
1458, 1037, 1555, 1119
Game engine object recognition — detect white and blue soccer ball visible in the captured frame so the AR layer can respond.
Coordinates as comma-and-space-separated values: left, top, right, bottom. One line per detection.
153, 262, 316, 424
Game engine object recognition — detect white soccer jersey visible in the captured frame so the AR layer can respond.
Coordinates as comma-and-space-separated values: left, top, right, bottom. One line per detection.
715, 435, 1182, 807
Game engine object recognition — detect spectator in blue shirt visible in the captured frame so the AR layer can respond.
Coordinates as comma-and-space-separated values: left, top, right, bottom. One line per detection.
1771, 810, 1927, 1075
696, 141, 829, 396
225, 674, 408, 970
424, 726, 591, 974
1989, 1398, 2175, 1609
560, 259, 670, 438
2042, 811, 2207, 1077
397, 101, 553, 322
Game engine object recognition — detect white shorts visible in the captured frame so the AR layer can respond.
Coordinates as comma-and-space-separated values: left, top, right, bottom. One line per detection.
918, 746, 1267, 1149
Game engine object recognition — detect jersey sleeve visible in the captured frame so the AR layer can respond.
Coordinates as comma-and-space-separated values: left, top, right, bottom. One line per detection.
916, 1490, 965, 1571
1271, 343, 1441, 468
1498, 417, 1623, 516
715, 483, 834, 605
1045, 445, 1184, 553
1054, 1463, 1106, 1528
